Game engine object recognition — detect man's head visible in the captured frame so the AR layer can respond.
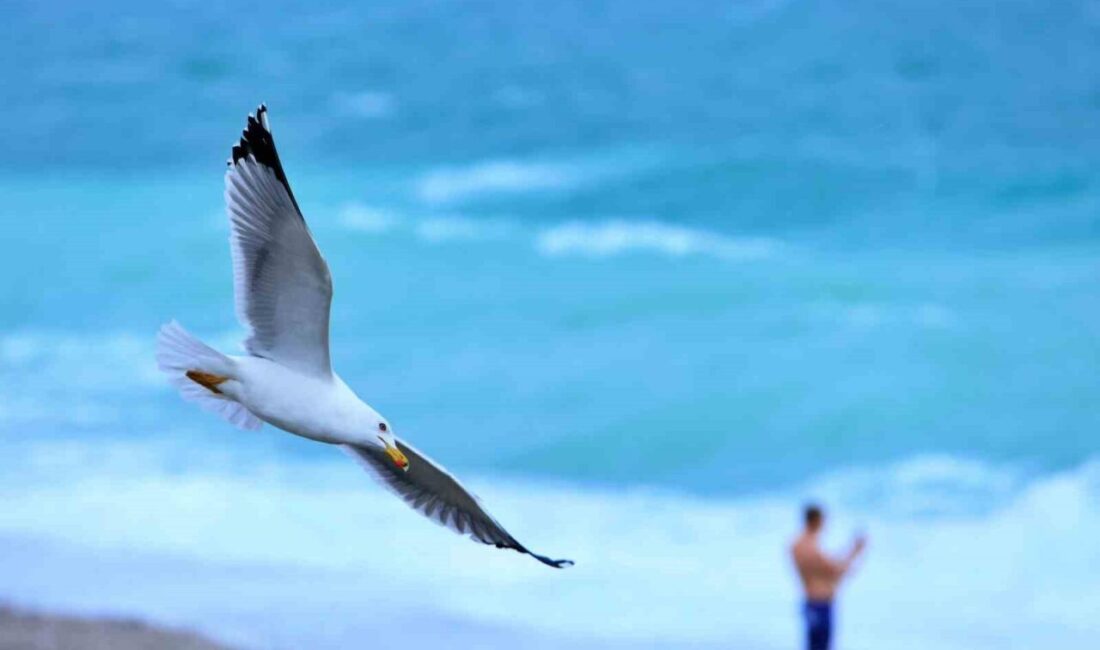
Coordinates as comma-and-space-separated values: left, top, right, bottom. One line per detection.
804, 503, 824, 532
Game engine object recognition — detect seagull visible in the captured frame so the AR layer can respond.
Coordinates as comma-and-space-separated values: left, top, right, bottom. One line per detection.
156, 105, 573, 569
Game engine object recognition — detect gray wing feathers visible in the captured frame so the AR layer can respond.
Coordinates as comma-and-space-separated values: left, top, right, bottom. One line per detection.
225, 107, 333, 376
342, 441, 574, 568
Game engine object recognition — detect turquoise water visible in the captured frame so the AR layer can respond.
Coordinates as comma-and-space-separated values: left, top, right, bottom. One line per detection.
1, 1, 1098, 648
4, 170, 1097, 492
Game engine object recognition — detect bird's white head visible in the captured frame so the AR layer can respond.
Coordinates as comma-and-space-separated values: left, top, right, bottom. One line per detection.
374, 421, 409, 472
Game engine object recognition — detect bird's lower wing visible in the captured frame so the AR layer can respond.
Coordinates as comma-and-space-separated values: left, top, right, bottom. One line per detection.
341, 441, 573, 569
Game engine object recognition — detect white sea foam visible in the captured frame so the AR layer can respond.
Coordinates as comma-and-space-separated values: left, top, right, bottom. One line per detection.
536, 220, 779, 260
335, 201, 779, 262
805, 454, 1021, 516
0, 444, 1094, 650
336, 202, 516, 243
416, 160, 579, 204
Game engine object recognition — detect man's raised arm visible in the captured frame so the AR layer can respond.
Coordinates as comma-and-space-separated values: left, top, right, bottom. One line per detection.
835, 535, 868, 578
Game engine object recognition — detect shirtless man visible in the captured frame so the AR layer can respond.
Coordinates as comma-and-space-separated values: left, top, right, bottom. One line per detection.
790, 504, 867, 650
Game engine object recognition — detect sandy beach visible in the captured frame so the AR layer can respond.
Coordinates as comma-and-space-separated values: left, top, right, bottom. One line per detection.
0, 605, 233, 650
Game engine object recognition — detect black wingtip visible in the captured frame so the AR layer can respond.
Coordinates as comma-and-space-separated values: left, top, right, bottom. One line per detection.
226, 103, 302, 213
528, 552, 575, 569
230, 104, 277, 168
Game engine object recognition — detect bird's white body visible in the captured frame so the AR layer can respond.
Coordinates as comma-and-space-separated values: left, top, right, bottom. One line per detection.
222, 358, 378, 447
155, 105, 572, 568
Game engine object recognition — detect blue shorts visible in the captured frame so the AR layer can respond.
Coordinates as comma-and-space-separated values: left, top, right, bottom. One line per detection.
803, 600, 833, 650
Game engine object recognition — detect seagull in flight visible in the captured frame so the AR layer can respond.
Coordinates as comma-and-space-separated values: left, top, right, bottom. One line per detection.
156, 105, 573, 568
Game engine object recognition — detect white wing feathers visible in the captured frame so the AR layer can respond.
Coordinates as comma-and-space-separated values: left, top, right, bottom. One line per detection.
225, 105, 333, 377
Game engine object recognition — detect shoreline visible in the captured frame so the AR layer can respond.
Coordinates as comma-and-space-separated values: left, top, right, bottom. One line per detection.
0, 533, 769, 650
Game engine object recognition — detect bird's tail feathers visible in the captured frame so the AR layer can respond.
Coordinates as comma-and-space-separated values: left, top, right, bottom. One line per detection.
156, 320, 262, 431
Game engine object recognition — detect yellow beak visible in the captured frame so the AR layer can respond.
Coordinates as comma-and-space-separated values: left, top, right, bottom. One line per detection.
384, 441, 410, 472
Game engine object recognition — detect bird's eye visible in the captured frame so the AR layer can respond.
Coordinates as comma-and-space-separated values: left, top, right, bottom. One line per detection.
378, 422, 387, 432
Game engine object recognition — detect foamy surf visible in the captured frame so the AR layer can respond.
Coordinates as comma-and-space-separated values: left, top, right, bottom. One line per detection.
334, 202, 780, 260
535, 220, 780, 260
416, 160, 581, 204
411, 150, 662, 205
0, 442, 1094, 650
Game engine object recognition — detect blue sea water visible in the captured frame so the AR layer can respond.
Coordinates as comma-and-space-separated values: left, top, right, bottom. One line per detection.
1, 1, 1098, 648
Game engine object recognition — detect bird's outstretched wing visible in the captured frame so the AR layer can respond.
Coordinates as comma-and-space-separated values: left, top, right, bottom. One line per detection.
225, 104, 333, 377
342, 441, 574, 569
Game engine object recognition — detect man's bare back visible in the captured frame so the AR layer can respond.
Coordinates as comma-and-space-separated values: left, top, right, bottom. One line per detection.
791, 530, 866, 601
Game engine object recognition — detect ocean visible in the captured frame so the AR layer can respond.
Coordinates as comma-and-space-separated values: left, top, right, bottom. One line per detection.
0, 0, 1098, 648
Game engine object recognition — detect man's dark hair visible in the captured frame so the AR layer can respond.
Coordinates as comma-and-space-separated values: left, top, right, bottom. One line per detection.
804, 503, 824, 528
